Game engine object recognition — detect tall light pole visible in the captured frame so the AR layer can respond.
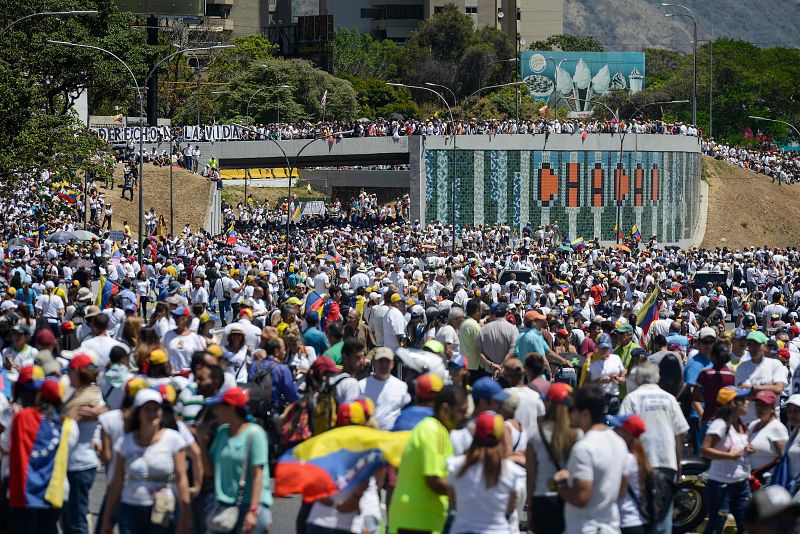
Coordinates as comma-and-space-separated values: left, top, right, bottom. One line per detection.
748, 116, 800, 139
663, 3, 697, 126
424, 82, 457, 108
49, 39, 145, 266
145, 45, 231, 234
390, 82, 458, 254
466, 81, 527, 100
1, 10, 97, 35
546, 57, 577, 111
245, 84, 291, 122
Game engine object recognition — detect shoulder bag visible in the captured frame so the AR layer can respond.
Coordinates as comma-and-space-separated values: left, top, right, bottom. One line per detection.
206, 426, 254, 532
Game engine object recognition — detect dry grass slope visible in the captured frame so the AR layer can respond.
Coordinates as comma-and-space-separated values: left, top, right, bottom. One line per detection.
700, 156, 800, 249
105, 164, 212, 235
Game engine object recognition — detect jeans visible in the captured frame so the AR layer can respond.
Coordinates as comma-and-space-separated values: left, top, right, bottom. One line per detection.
9, 507, 61, 534
63, 467, 96, 534
650, 468, 676, 534
118, 502, 174, 534
704, 479, 750, 534
219, 299, 231, 324
190, 486, 216, 534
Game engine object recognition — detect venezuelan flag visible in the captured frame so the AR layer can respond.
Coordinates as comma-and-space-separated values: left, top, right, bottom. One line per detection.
113, 114, 124, 123
9, 408, 72, 509
56, 193, 77, 204
635, 286, 661, 339
570, 237, 585, 249
274, 426, 409, 502
632, 225, 642, 242
96, 276, 120, 308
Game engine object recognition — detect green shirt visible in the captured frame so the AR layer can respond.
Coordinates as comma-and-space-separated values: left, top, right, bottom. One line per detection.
210, 423, 273, 507
459, 317, 481, 371
324, 340, 344, 365
389, 416, 453, 534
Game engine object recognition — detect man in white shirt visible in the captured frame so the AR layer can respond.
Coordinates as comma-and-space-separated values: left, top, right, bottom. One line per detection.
736, 330, 788, 424
78, 310, 129, 368
554, 385, 629, 534
502, 359, 544, 438
382, 293, 407, 353
435, 306, 463, 358
620, 362, 690, 534
162, 306, 207, 371
359, 348, 410, 430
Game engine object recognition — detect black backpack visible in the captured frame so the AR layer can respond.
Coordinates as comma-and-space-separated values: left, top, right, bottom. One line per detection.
630, 469, 677, 523
246, 361, 275, 420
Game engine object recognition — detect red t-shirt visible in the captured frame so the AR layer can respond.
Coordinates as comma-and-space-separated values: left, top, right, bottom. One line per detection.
696, 364, 737, 421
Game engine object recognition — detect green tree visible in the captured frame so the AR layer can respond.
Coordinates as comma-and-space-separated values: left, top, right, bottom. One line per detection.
340, 75, 419, 119
408, 3, 474, 63
332, 28, 399, 79
528, 34, 604, 52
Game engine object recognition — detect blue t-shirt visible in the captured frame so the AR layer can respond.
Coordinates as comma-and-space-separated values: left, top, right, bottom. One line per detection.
302, 326, 329, 356
515, 328, 549, 358
392, 405, 434, 431
684, 353, 713, 386
665, 332, 689, 351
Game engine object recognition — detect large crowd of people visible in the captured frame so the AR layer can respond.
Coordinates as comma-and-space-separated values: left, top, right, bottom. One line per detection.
703, 139, 800, 185
4, 125, 800, 534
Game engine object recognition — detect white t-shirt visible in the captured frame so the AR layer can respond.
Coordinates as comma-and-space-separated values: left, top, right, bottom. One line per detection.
115, 428, 185, 506
747, 417, 789, 470
358, 375, 410, 430
587, 354, 626, 395
162, 330, 207, 371
367, 305, 388, 347
79, 335, 129, 368
447, 456, 525, 534
98, 409, 126, 487
35, 293, 64, 320
704, 418, 750, 483
313, 272, 329, 295
736, 358, 789, 424
305, 477, 380, 533
508, 385, 545, 439
435, 324, 460, 354
564, 428, 628, 534
619, 384, 690, 470
618, 453, 646, 529
382, 307, 406, 352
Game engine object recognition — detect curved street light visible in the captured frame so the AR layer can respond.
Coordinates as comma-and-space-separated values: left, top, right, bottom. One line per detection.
748, 115, 800, 139
662, 3, 698, 126
48, 39, 146, 265
1, 10, 97, 35
389, 82, 458, 254
466, 81, 527, 100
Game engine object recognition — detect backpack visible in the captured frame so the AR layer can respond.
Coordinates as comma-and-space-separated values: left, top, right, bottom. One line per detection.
312, 375, 348, 435
280, 396, 312, 445
246, 360, 275, 420
629, 469, 677, 523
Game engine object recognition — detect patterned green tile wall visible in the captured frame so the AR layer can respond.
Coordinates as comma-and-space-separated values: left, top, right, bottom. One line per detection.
423, 149, 701, 243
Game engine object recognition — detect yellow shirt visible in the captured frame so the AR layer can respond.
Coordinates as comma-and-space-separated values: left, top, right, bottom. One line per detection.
389, 416, 452, 534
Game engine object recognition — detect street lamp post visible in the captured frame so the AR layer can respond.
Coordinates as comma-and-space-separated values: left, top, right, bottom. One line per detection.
1, 10, 97, 35
663, 3, 697, 126
48, 39, 146, 266
423, 82, 457, 108
748, 115, 800, 139
546, 57, 577, 110
389, 82, 458, 254
145, 45, 231, 234
245, 84, 291, 122
466, 81, 527, 100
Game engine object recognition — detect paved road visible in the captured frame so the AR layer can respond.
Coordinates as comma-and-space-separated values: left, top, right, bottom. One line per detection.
88, 468, 302, 533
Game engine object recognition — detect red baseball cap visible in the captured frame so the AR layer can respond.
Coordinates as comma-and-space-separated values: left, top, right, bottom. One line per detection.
39, 379, 62, 404
70, 354, 96, 370
204, 387, 249, 409
608, 414, 647, 438
545, 382, 573, 405
754, 390, 778, 405
310, 356, 338, 375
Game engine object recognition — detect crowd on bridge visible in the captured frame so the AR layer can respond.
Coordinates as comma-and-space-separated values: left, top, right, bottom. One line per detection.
3, 114, 800, 534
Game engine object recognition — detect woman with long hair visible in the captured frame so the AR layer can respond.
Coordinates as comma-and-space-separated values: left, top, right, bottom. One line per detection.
747, 390, 787, 478
207, 387, 272, 533
133, 327, 161, 371
135, 270, 151, 321
100, 388, 190, 534
148, 302, 174, 341
525, 383, 582, 534
222, 325, 250, 385
120, 316, 142, 351
609, 414, 649, 534
701, 386, 753, 534
448, 410, 525, 534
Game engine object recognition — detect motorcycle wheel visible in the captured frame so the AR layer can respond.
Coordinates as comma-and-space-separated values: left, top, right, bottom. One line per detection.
672, 474, 706, 533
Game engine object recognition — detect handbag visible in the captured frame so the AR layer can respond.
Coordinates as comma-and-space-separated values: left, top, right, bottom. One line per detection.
150, 487, 176, 527
206, 427, 254, 532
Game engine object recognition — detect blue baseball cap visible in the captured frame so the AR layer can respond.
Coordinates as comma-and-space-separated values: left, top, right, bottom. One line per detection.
733, 328, 749, 340
597, 333, 613, 350
447, 353, 466, 370
472, 377, 511, 403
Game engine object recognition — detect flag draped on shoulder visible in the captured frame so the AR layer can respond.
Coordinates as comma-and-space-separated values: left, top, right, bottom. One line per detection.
635, 286, 661, 338
95, 276, 120, 309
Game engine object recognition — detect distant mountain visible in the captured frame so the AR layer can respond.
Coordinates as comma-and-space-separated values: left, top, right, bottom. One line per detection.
565, 0, 800, 52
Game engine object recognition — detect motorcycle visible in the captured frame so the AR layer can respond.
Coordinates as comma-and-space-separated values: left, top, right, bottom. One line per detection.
673, 457, 708, 533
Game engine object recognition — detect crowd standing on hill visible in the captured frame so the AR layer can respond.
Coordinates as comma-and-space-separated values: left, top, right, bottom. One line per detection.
703, 139, 800, 185
4, 119, 800, 534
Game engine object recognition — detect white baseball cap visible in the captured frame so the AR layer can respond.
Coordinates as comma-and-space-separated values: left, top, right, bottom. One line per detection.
698, 327, 718, 340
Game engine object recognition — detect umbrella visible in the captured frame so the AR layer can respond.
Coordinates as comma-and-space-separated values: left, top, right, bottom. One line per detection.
395, 348, 447, 379
614, 244, 632, 253
559, 245, 572, 252
388, 112, 404, 120
233, 245, 253, 255
69, 230, 99, 242
46, 231, 73, 244
67, 258, 94, 269
7, 238, 27, 246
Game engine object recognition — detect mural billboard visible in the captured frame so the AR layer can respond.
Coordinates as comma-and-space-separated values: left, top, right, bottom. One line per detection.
520, 51, 646, 115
